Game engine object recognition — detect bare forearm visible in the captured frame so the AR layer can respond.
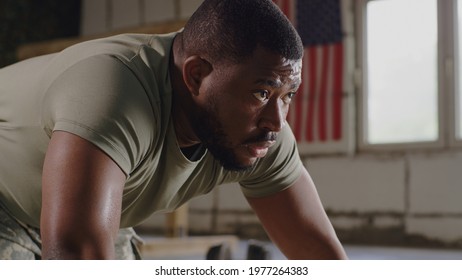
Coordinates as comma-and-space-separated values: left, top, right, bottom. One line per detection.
41, 231, 116, 259
270, 231, 348, 260
42, 246, 113, 260
247, 168, 348, 260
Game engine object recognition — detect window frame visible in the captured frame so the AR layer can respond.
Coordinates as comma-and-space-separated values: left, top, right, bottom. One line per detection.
356, 0, 462, 151
453, 0, 462, 145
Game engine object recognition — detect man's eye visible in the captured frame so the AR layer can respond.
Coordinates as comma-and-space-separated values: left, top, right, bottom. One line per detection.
252, 90, 269, 102
282, 92, 296, 104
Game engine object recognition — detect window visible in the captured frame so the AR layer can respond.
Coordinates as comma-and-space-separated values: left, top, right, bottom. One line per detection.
358, 0, 462, 148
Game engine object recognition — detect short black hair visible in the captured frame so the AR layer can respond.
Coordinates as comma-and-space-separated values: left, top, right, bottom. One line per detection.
182, 0, 303, 63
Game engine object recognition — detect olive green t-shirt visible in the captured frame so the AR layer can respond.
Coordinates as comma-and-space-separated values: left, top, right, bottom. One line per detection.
0, 32, 303, 228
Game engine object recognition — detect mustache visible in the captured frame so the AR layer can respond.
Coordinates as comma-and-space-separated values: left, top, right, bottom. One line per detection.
243, 131, 277, 145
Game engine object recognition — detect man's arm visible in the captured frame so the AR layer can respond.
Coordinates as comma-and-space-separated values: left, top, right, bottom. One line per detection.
246, 167, 348, 259
40, 131, 126, 259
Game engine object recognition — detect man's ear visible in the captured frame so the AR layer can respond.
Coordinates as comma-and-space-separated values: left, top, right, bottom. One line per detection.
182, 56, 213, 96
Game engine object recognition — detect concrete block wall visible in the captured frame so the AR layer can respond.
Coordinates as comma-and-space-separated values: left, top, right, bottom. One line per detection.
307, 156, 406, 212
406, 152, 462, 245
79, 0, 462, 248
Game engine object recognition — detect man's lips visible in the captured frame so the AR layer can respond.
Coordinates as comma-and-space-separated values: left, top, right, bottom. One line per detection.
245, 141, 276, 158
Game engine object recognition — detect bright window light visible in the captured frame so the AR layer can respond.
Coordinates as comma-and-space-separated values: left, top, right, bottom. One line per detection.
366, 0, 438, 144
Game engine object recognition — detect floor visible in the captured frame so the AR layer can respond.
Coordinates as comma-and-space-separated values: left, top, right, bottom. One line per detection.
343, 244, 462, 260
142, 238, 462, 260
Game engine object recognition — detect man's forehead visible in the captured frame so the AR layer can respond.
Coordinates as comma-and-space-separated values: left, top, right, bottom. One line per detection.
217, 48, 302, 88
253, 58, 302, 89
255, 76, 301, 90
263, 58, 301, 83
246, 46, 302, 69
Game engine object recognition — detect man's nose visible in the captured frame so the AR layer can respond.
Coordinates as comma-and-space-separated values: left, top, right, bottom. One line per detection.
258, 99, 287, 132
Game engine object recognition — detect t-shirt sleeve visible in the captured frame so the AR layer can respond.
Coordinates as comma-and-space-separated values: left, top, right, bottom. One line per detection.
40, 55, 156, 176
239, 125, 303, 198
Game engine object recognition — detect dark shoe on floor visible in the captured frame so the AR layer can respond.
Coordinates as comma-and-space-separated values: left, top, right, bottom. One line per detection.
206, 243, 232, 260
246, 240, 271, 260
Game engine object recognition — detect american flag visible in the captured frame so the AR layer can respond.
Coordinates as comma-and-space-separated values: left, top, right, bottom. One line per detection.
273, 0, 344, 144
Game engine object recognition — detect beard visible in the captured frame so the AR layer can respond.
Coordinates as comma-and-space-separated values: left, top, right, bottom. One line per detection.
192, 99, 277, 172
194, 107, 250, 172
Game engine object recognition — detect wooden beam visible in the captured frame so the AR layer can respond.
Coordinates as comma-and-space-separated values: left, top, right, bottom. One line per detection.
16, 19, 187, 61
165, 203, 189, 238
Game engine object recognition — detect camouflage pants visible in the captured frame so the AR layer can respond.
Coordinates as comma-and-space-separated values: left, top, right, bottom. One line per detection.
0, 205, 142, 260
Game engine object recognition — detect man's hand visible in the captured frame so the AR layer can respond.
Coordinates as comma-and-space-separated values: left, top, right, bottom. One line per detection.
41, 131, 126, 259
246, 167, 348, 259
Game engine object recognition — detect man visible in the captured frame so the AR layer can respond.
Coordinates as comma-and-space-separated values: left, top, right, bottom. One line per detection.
0, 0, 347, 259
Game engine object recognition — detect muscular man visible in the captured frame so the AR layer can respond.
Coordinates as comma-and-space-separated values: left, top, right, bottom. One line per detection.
0, 0, 347, 259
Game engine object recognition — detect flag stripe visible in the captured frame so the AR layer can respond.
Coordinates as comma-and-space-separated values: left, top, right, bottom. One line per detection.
293, 55, 305, 140
318, 46, 329, 141
282, 0, 291, 19
326, 45, 334, 141
306, 47, 316, 142
332, 42, 343, 140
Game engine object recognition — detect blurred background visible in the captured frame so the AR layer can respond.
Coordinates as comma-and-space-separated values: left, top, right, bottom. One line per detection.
2, 0, 462, 259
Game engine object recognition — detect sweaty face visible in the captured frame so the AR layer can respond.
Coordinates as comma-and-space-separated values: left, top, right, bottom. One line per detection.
192, 47, 302, 171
